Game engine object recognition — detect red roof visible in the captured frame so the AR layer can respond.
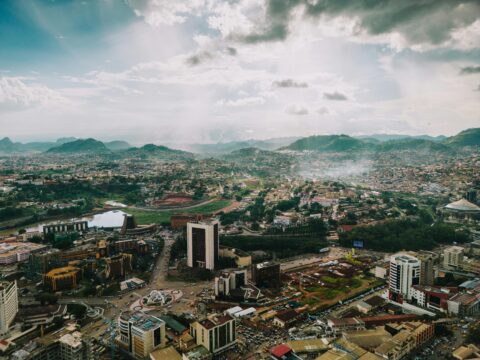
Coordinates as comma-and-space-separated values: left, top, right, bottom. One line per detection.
339, 224, 355, 232
270, 344, 291, 358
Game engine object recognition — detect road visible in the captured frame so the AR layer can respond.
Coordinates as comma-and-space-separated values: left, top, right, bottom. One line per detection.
127, 198, 216, 212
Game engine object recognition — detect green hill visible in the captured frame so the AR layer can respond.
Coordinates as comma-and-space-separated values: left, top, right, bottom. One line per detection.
105, 140, 131, 151
376, 138, 451, 152
283, 135, 370, 152
0, 137, 19, 153
444, 128, 480, 147
125, 144, 194, 160
46, 138, 110, 154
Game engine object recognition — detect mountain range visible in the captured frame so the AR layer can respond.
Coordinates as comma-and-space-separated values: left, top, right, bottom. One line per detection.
0, 128, 479, 156
281, 128, 480, 153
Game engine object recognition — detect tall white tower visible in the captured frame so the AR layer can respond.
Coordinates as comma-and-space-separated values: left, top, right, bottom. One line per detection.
0, 281, 18, 335
388, 253, 420, 302
187, 221, 219, 270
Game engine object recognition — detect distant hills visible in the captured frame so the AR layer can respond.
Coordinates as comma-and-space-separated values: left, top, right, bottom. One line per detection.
188, 137, 300, 154
356, 134, 447, 142
282, 128, 480, 153
283, 135, 370, 152
104, 140, 131, 151
46, 138, 110, 154
125, 144, 194, 160
443, 128, 480, 147
0, 128, 478, 156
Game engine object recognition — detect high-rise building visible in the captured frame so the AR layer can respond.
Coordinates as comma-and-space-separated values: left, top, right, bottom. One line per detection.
190, 314, 236, 354
417, 252, 435, 286
0, 280, 18, 335
388, 254, 420, 302
443, 246, 464, 269
118, 311, 166, 359
251, 261, 281, 288
187, 221, 219, 270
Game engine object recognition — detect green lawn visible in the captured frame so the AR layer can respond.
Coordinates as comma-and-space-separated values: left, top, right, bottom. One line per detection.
124, 199, 232, 225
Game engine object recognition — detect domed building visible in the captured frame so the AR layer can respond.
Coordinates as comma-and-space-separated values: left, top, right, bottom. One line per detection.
444, 198, 480, 222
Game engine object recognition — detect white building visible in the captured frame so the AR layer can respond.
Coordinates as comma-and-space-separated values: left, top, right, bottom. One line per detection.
118, 311, 166, 359
388, 254, 420, 302
190, 314, 236, 354
187, 221, 219, 270
443, 246, 464, 269
59, 332, 86, 360
0, 281, 18, 335
214, 270, 247, 297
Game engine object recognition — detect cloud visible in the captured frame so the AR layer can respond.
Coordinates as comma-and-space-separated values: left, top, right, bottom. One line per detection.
316, 106, 329, 115
285, 104, 309, 115
273, 78, 308, 88
323, 91, 348, 101
236, 0, 480, 50
460, 65, 480, 74
127, 0, 207, 26
217, 96, 266, 107
186, 51, 214, 66
0, 77, 69, 111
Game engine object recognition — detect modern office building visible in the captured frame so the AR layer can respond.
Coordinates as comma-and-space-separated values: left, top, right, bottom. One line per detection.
443, 246, 464, 269
251, 261, 281, 288
190, 314, 236, 354
43, 221, 88, 236
187, 221, 219, 270
0, 281, 18, 335
118, 311, 166, 359
417, 252, 435, 286
105, 253, 133, 279
388, 253, 421, 302
214, 270, 247, 297
43, 266, 82, 292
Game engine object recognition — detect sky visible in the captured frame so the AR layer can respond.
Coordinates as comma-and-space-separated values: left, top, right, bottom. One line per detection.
0, 0, 479, 144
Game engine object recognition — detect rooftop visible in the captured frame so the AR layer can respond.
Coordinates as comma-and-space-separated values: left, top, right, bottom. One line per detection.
445, 198, 480, 212
150, 346, 182, 360
120, 311, 165, 331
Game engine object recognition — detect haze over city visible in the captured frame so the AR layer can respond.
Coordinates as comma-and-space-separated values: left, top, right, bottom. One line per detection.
1, 0, 479, 144
1, 2, 480, 360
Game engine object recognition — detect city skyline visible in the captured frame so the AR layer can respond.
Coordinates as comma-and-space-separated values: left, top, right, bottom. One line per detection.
1, 0, 479, 143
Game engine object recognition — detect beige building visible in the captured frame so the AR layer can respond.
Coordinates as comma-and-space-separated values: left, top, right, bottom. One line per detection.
118, 311, 166, 359
150, 346, 182, 360
443, 246, 464, 268
374, 330, 415, 360
0, 281, 18, 335
190, 314, 236, 354
218, 246, 251, 267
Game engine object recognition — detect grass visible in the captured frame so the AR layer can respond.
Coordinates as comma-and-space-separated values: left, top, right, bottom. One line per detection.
302, 276, 376, 308
124, 199, 232, 225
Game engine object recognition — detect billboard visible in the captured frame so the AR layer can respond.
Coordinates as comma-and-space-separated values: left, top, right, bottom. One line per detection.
353, 240, 364, 249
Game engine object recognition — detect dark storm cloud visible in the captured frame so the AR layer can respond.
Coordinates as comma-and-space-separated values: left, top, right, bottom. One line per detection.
323, 91, 348, 101
273, 78, 308, 88
240, 0, 480, 47
460, 66, 480, 74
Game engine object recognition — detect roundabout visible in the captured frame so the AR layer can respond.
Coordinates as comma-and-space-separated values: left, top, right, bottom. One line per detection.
130, 289, 183, 312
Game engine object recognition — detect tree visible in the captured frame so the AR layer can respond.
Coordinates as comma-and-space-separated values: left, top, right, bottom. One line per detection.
467, 323, 480, 344
35, 293, 58, 305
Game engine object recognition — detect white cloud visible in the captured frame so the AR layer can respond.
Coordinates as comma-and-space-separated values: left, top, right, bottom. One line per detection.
127, 0, 208, 26
217, 96, 266, 107
0, 77, 70, 111
285, 104, 309, 115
